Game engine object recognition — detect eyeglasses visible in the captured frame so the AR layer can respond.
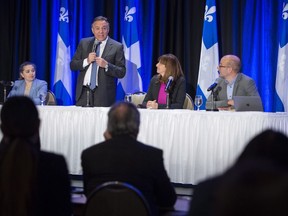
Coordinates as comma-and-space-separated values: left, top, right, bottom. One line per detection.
218, 65, 230, 68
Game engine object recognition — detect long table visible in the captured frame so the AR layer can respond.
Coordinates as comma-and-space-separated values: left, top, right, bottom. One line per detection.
1, 105, 287, 185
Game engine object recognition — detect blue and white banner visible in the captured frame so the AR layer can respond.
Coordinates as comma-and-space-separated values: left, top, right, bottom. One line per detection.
117, 0, 143, 100
276, 1, 288, 112
196, 0, 219, 109
53, 0, 72, 105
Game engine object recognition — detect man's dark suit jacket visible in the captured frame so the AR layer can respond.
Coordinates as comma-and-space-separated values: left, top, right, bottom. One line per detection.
70, 36, 126, 107
81, 135, 177, 216
142, 75, 186, 109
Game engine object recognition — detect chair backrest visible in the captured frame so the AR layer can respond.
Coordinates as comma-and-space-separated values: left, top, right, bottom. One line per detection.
83, 181, 151, 216
131, 91, 146, 106
46, 90, 57, 105
183, 93, 194, 110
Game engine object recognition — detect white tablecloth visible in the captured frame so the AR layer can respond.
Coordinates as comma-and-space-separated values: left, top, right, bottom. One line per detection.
1, 105, 287, 185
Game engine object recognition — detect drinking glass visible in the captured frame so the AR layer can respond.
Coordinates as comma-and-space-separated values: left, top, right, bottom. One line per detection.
124, 93, 132, 103
194, 95, 203, 111
39, 93, 46, 106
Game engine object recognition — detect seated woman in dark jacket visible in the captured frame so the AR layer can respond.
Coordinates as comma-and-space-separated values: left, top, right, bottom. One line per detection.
142, 54, 186, 109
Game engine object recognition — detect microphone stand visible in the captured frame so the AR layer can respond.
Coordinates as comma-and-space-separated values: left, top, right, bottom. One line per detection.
0, 81, 14, 103
3, 86, 7, 103
82, 84, 93, 107
166, 92, 170, 109
210, 88, 218, 111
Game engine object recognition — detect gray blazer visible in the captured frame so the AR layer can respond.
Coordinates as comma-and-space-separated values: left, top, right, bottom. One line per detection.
206, 73, 261, 109
8, 79, 47, 105
70, 37, 126, 107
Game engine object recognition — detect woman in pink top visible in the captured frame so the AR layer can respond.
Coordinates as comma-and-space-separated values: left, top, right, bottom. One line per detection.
142, 54, 186, 109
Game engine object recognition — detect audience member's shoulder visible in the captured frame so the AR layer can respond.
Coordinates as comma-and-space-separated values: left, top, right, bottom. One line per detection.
194, 174, 222, 190
81, 140, 107, 155
39, 150, 66, 164
136, 140, 163, 154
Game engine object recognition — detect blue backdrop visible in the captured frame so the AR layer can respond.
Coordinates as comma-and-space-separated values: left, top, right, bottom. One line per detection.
0, 0, 286, 112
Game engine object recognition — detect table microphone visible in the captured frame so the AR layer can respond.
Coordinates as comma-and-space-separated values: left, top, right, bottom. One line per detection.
165, 76, 174, 92
207, 78, 220, 91
0, 81, 14, 87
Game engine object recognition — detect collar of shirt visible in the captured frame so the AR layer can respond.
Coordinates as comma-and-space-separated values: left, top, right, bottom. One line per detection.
225, 74, 238, 87
226, 74, 238, 99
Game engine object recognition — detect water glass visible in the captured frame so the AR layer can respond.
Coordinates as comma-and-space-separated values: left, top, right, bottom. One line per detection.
124, 93, 132, 103
39, 93, 46, 106
194, 95, 203, 111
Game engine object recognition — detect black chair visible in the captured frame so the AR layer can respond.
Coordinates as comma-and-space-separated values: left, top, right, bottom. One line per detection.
83, 181, 151, 216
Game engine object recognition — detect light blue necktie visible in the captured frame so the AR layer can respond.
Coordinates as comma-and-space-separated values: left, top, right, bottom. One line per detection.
90, 42, 101, 90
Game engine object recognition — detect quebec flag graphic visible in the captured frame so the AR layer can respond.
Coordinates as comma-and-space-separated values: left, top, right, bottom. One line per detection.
117, 0, 143, 99
53, 0, 72, 105
196, 0, 219, 109
276, 1, 288, 112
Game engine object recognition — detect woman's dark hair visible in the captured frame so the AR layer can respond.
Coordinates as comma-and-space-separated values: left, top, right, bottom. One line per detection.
157, 53, 184, 83
18, 61, 36, 80
0, 96, 40, 216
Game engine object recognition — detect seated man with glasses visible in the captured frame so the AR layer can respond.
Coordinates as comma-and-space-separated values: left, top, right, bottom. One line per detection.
205, 54, 262, 111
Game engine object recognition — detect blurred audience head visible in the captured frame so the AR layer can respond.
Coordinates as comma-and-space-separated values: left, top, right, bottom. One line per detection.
0, 96, 40, 216
215, 159, 288, 216
106, 101, 140, 139
236, 129, 288, 168
213, 130, 288, 216
1, 96, 40, 139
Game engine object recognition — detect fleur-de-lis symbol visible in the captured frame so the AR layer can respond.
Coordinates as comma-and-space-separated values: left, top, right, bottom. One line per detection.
283, 3, 288, 20
204, 5, 216, 22
59, 7, 69, 23
124, 6, 136, 22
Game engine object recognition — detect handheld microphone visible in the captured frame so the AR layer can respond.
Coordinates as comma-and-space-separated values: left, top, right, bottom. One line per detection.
207, 78, 220, 92
165, 76, 174, 92
92, 39, 100, 52
0, 80, 14, 87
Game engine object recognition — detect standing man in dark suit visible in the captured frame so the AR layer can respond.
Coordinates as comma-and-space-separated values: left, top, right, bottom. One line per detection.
70, 16, 126, 107
205, 55, 262, 110
81, 102, 177, 216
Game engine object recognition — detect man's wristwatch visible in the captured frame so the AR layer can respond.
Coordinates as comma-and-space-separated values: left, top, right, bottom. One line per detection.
105, 64, 109, 72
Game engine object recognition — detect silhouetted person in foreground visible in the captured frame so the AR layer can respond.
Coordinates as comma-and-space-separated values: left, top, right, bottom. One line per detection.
0, 96, 71, 216
189, 129, 288, 216
81, 101, 176, 216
